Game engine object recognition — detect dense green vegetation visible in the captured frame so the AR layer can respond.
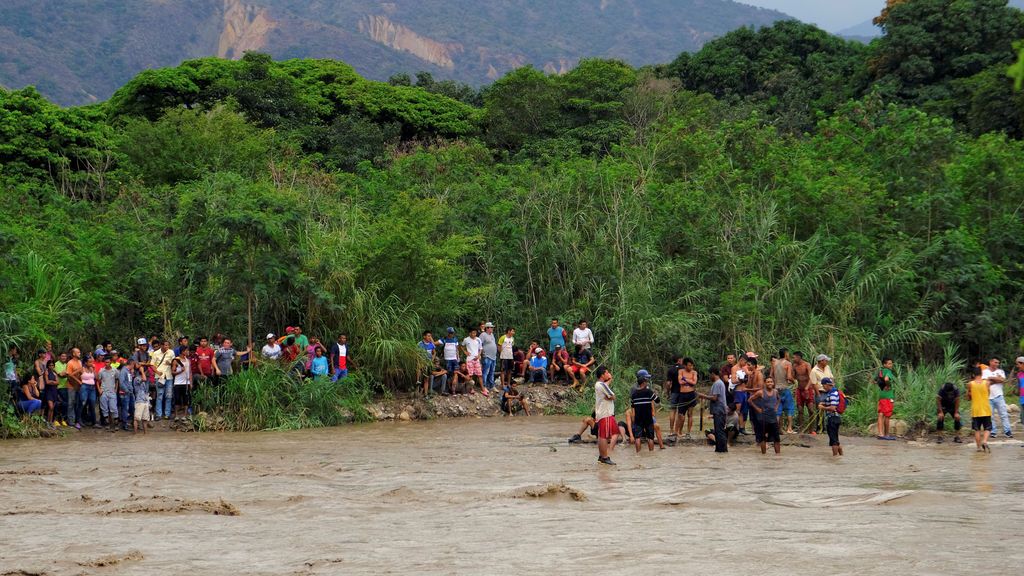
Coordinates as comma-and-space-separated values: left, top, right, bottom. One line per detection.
3, 0, 1024, 412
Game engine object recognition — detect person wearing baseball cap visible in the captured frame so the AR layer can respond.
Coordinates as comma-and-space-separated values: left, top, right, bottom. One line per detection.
261, 333, 282, 360
818, 377, 843, 456
528, 347, 548, 383
630, 369, 662, 452
440, 328, 460, 383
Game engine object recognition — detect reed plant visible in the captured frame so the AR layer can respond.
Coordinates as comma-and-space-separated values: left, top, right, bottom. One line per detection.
192, 362, 375, 431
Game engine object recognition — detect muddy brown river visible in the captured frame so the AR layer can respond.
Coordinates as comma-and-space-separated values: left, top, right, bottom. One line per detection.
1, 416, 1022, 575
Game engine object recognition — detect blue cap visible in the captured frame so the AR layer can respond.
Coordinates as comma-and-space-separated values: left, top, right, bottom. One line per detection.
636, 369, 652, 381
821, 377, 834, 385
446, 327, 455, 333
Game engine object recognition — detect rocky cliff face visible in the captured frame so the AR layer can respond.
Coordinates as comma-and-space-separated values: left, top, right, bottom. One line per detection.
218, 0, 276, 59
358, 14, 462, 69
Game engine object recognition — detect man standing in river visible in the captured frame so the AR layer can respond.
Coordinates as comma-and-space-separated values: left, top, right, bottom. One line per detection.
792, 352, 813, 431
594, 366, 617, 466
773, 348, 796, 434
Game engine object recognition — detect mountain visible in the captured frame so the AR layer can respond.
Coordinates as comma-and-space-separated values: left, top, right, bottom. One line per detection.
0, 0, 789, 106
838, 18, 882, 41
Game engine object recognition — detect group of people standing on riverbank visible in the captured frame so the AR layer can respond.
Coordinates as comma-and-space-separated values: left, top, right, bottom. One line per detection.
416, 319, 596, 414
582, 350, 848, 465
4, 326, 351, 433
578, 351, 1024, 465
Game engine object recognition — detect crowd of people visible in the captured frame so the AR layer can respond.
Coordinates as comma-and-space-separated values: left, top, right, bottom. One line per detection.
5, 316, 1023, 462
571, 350, 1024, 465
4, 326, 351, 432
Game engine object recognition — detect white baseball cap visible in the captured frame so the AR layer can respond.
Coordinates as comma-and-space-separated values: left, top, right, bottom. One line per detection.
136, 337, 147, 345
534, 347, 543, 354
266, 333, 275, 339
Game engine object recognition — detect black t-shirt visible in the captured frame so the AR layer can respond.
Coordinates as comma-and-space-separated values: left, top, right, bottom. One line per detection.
630, 386, 659, 426
575, 349, 592, 365
667, 364, 681, 394
938, 386, 960, 412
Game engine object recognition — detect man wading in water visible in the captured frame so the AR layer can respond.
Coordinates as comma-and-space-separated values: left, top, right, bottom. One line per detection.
594, 366, 617, 466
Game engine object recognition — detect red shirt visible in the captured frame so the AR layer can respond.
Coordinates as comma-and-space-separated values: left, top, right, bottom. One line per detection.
282, 345, 299, 363
195, 346, 215, 376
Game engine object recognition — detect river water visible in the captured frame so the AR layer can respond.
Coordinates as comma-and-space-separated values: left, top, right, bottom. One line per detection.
1, 416, 1021, 575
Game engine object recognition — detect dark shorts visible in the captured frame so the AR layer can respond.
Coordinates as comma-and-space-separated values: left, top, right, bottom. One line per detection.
826, 414, 842, 446
971, 416, 992, 431
633, 422, 655, 440
43, 384, 60, 403
676, 391, 697, 414
501, 359, 515, 372
758, 421, 780, 444
173, 385, 190, 407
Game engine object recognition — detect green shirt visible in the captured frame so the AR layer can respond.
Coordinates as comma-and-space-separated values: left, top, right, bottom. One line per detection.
294, 334, 309, 350
54, 361, 68, 389
879, 367, 895, 400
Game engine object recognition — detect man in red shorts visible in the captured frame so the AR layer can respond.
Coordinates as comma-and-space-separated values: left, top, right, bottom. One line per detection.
569, 344, 595, 390
594, 366, 617, 466
792, 352, 815, 431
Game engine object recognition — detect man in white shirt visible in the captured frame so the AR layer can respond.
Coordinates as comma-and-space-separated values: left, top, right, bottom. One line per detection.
593, 366, 617, 466
982, 357, 1012, 438
261, 334, 282, 360
460, 329, 487, 396
572, 320, 594, 351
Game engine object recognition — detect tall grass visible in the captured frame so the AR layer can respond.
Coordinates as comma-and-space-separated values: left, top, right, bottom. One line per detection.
192, 362, 375, 431
843, 343, 967, 433
0, 403, 51, 439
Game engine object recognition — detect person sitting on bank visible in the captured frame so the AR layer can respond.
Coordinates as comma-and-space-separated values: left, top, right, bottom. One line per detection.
527, 348, 548, 384
501, 379, 530, 416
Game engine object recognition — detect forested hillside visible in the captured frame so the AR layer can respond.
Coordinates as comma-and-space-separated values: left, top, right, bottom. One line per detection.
2, 0, 1024, 386
0, 0, 787, 106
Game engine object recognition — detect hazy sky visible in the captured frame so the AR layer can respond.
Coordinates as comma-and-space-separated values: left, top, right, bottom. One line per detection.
738, 0, 884, 32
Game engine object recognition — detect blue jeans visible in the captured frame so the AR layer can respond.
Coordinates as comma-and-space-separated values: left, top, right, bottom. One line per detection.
66, 387, 80, 424
119, 393, 134, 427
18, 399, 42, 414
989, 396, 1011, 435
155, 379, 173, 418
79, 385, 98, 425
482, 357, 496, 389
331, 367, 349, 382
529, 368, 548, 383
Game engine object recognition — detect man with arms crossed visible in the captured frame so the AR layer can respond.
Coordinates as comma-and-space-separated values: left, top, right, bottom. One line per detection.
594, 366, 617, 466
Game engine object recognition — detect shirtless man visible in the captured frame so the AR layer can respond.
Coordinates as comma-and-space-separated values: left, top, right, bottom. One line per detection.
674, 358, 698, 439
792, 351, 814, 432
773, 348, 796, 434
745, 354, 765, 437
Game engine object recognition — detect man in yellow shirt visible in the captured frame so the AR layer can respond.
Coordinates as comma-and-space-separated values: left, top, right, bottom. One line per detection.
150, 340, 175, 421
809, 354, 834, 392
967, 365, 993, 453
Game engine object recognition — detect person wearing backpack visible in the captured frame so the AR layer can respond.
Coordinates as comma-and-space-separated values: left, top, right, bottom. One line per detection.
818, 377, 844, 456
876, 357, 896, 440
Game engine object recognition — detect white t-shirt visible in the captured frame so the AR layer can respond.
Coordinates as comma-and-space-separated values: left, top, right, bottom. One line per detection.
499, 335, 515, 360
462, 337, 481, 361
983, 368, 1006, 398
572, 327, 594, 349
261, 343, 282, 360
594, 379, 616, 420
173, 357, 191, 386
